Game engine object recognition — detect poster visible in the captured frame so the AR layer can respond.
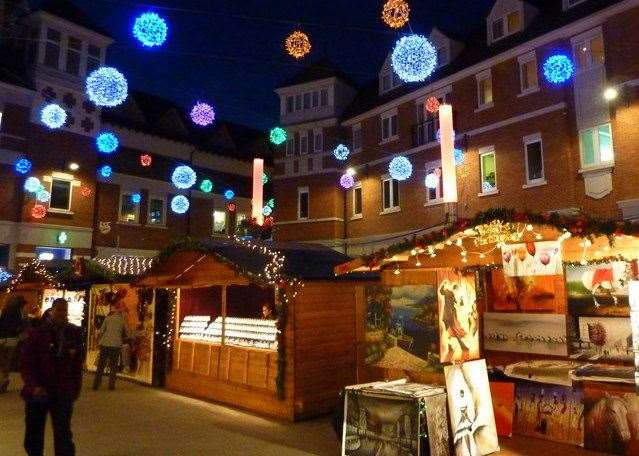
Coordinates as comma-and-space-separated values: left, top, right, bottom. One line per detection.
365, 285, 442, 372
504, 360, 584, 387
483, 312, 568, 356
489, 382, 515, 437
584, 387, 639, 455
567, 262, 630, 316
513, 384, 583, 446
437, 271, 479, 363
42, 289, 85, 327
444, 360, 500, 456
572, 316, 633, 361
488, 270, 564, 312
86, 284, 155, 384
501, 241, 561, 277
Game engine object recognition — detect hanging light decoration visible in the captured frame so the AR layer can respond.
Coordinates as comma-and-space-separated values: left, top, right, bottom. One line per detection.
391, 34, 438, 83
333, 144, 350, 161
543, 54, 575, 84
15, 158, 32, 175
454, 148, 465, 166
425, 96, 440, 114
0, 268, 11, 283
382, 0, 410, 29
436, 128, 456, 144
131, 193, 142, 204
31, 204, 47, 219
96, 131, 119, 154
133, 12, 168, 47
425, 172, 439, 189
139, 154, 152, 167
86, 67, 129, 107
224, 189, 235, 200
262, 173, 269, 185
24, 177, 41, 193
36, 189, 51, 203
40, 103, 67, 129
262, 205, 273, 216
99, 165, 113, 178
267, 198, 275, 208
285, 30, 311, 59
269, 127, 287, 145
389, 156, 413, 181
190, 102, 215, 126
340, 173, 355, 189
171, 195, 190, 214
81, 185, 93, 198
199, 179, 213, 193
171, 165, 197, 189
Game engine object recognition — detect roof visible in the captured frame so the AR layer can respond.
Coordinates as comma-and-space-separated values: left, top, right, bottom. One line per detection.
276, 58, 359, 90
36, 0, 112, 38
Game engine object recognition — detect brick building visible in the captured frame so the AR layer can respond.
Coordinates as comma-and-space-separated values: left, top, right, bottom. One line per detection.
273, 0, 639, 256
0, 1, 269, 270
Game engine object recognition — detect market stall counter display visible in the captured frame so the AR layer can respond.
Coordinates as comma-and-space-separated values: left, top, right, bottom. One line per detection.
41, 289, 85, 327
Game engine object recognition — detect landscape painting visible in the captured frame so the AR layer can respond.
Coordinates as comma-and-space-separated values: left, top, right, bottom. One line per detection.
437, 271, 480, 363
514, 384, 584, 446
483, 313, 568, 356
584, 387, 639, 455
567, 262, 630, 317
573, 316, 633, 361
501, 241, 562, 277
365, 284, 441, 372
488, 269, 564, 312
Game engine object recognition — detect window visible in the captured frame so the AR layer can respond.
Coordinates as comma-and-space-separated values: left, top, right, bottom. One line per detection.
312, 91, 319, 108
574, 33, 605, 71
285, 137, 295, 156
235, 213, 247, 235
35, 247, 71, 261
436, 47, 449, 66
507, 11, 521, 34
286, 96, 294, 113
295, 94, 302, 111
491, 10, 520, 42
119, 191, 140, 223
65, 36, 81, 76
49, 179, 72, 211
425, 161, 443, 204
382, 74, 391, 92
381, 111, 398, 141
300, 135, 308, 155
320, 89, 328, 107
147, 196, 166, 226
303, 93, 311, 109
297, 187, 309, 220
564, 0, 587, 10
518, 53, 539, 94
479, 148, 497, 193
313, 130, 323, 152
476, 71, 493, 108
523, 135, 545, 185
492, 18, 504, 41
352, 124, 362, 151
212, 210, 227, 235
381, 177, 400, 211
352, 184, 363, 218
87, 44, 101, 74
43, 28, 61, 68
0, 244, 8, 267
579, 123, 614, 168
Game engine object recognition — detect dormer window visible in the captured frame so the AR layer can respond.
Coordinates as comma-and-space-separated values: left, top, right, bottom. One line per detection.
563, 0, 587, 10
65, 36, 81, 75
491, 10, 521, 42
379, 55, 403, 95
44, 28, 61, 68
436, 46, 449, 67
87, 44, 101, 74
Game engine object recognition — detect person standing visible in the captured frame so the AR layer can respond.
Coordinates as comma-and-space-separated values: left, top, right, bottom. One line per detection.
0, 295, 28, 393
92, 293, 129, 390
20, 298, 83, 456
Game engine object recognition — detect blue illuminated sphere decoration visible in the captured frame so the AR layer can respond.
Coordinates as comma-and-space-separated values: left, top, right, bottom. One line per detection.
131, 193, 142, 204
171, 165, 197, 189
99, 165, 113, 178
388, 156, 413, 181
96, 132, 119, 154
171, 195, 190, 214
36, 189, 51, 203
333, 144, 350, 161
0, 268, 11, 283
24, 177, 41, 193
543, 54, 575, 84
86, 67, 129, 107
224, 189, 235, 200
262, 205, 273, 216
40, 103, 67, 129
391, 34, 438, 83
454, 148, 465, 166
15, 158, 32, 174
133, 12, 168, 47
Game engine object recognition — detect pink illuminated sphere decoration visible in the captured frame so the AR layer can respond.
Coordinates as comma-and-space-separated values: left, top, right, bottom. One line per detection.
190, 102, 215, 126
340, 173, 354, 189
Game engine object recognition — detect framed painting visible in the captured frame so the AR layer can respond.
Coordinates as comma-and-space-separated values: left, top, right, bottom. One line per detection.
488, 269, 564, 312
483, 312, 568, 356
489, 382, 515, 437
501, 241, 562, 277
567, 262, 631, 317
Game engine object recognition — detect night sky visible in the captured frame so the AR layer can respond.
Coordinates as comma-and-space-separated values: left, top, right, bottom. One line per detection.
36, 0, 495, 129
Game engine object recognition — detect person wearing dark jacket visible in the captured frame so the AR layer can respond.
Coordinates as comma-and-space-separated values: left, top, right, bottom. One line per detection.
0, 295, 28, 393
20, 298, 84, 456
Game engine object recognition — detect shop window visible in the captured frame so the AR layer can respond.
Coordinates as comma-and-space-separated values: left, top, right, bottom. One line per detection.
212, 210, 227, 235
44, 28, 61, 68
298, 187, 309, 220
518, 53, 539, 94
476, 70, 493, 109
352, 184, 362, 218
49, 178, 72, 211
35, 246, 71, 261
574, 33, 605, 71
381, 177, 400, 212
65, 36, 82, 76
235, 213, 247, 236
480, 148, 497, 193
579, 123, 614, 169
147, 196, 166, 226
524, 134, 545, 185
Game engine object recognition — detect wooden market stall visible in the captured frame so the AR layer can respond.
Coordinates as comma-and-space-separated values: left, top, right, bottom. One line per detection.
136, 238, 377, 421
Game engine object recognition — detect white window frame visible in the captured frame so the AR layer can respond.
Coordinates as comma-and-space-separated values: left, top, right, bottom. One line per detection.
380, 109, 399, 143
42, 27, 61, 69
381, 175, 400, 214
285, 137, 295, 157
118, 190, 141, 224
479, 146, 498, 195
352, 183, 363, 219
300, 134, 308, 155
563, 0, 587, 10
572, 29, 605, 73
48, 177, 73, 213
212, 210, 228, 236
295, 94, 302, 111
523, 133, 546, 187
424, 160, 444, 206
312, 91, 319, 108
475, 69, 494, 111
297, 187, 309, 220
490, 9, 522, 43
285, 96, 294, 113
578, 123, 615, 170
147, 194, 167, 227
518, 52, 539, 96
320, 89, 329, 107
84, 43, 103, 76
352, 123, 362, 152
313, 129, 323, 152
64, 35, 82, 76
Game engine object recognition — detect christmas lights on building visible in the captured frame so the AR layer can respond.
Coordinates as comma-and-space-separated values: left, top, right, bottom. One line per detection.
171, 165, 197, 189
333, 144, 350, 161
391, 34, 437, 83
86, 67, 129, 107
96, 132, 119, 154
285, 30, 311, 59
40, 103, 67, 129
199, 179, 213, 193
269, 127, 287, 145
99, 165, 113, 178
389, 155, 413, 181
24, 177, 41, 193
94, 256, 156, 276
190, 102, 215, 126
543, 54, 575, 84
171, 195, 190, 214
15, 158, 32, 175
133, 12, 168, 47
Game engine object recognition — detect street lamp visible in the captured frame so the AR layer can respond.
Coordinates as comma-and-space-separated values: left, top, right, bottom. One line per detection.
604, 87, 619, 101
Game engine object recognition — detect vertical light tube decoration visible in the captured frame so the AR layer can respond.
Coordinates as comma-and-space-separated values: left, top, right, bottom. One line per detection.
438, 104, 458, 202
252, 158, 264, 225
629, 281, 639, 393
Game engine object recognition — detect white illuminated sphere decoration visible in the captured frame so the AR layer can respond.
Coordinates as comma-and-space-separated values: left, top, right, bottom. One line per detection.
40, 103, 67, 129
262, 205, 273, 216
333, 144, 350, 161
388, 156, 413, 181
36, 189, 51, 203
171, 195, 190, 214
425, 173, 439, 189
86, 67, 129, 107
24, 177, 41, 193
391, 34, 438, 83
171, 165, 197, 189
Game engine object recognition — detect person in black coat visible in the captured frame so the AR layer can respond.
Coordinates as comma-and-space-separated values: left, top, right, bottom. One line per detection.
0, 295, 28, 393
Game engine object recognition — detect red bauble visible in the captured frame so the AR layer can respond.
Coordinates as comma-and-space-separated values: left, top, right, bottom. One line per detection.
526, 242, 536, 257
140, 154, 152, 167
424, 97, 440, 114
227, 202, 237, 213
31, 204, 47, 219
80, 185, 92, 198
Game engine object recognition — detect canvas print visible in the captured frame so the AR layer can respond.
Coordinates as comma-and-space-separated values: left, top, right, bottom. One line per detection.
504, 360, 584, 387
422, 393, 451, 456
572, 316, 633, 361
501, 241, 562, 277
567, 262, 631, 316
584, 387, 639, 455
489, 382, 515, 437
444, 359, 500, 456
483, 313, 568, 356
365, 285, 442, 373
488, 269, 564, 312
570, 364, 635, 385
437, 271, 480, 363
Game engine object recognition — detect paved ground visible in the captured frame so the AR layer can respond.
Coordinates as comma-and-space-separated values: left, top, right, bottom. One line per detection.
0, 373, 606, 456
